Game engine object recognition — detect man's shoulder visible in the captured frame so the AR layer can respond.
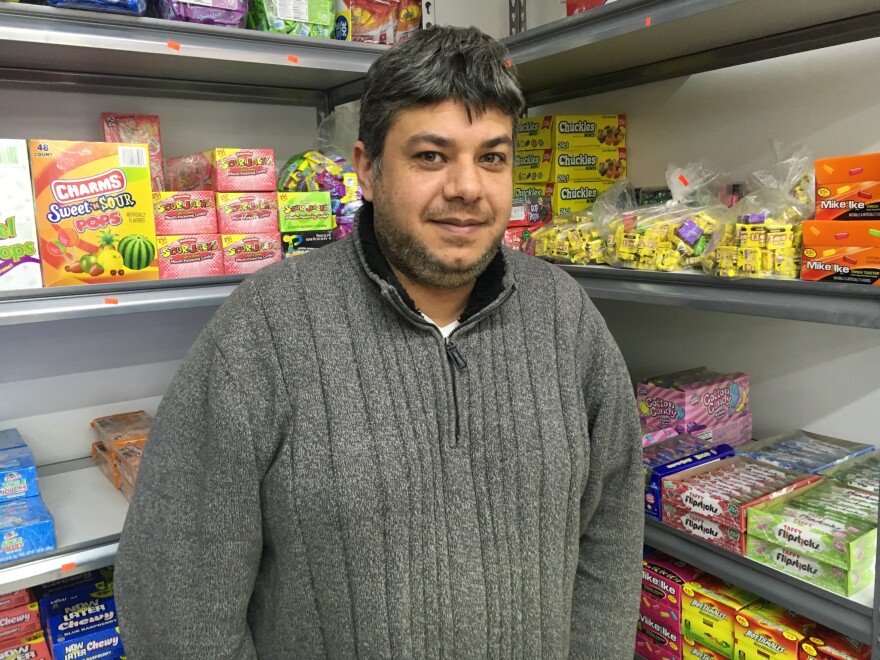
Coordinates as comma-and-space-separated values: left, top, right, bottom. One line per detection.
503, 247, 588, 306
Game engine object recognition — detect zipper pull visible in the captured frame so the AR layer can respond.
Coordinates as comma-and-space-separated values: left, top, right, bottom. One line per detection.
446, 342, 467, 370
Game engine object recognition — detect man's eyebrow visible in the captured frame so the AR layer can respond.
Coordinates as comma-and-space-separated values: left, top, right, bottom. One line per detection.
482, 135, 514, 149
406, 133, 455, 148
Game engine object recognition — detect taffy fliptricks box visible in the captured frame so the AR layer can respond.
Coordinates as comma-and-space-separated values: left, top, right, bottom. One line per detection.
0, 602, 40, 641
278, 192, 334, 232
222, 233, 281, 275
216, 192, 278, 234
815, 153, 880, 220
212, 148, 275, 192
0, 589, 32, 612
799, 626, 872, 659
681, 636, 727, 660
152, 191, 217, 235
29, 141, 158, 287
46, 586, 124, 660
733, 599, 815, 660
681, 575, 759, 658
0, 447, 38, 502
0, 140, 42, 291
157, 234, 224, 280
637, 368, 750, 437
553, 180, 616, 217
514, 150, 554, 183
642, 552, 703, 619
555, 147, 626, 182
636, 614, 681, 660
0, 497, 55, 565
0, 629, 51, 660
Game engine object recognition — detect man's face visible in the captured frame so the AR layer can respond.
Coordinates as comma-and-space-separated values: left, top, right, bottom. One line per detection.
354, 100, 514, 289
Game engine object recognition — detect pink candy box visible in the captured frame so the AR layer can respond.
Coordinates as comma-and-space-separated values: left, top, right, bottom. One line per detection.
635, 625, 678, 660
212, 148, 276, 192
221, 232, 281, 275
157, 234, 223, 279
636, 367, 750, 436
216, 192, 278, 234
152, 191, 218, 235
641, 552, 702, 618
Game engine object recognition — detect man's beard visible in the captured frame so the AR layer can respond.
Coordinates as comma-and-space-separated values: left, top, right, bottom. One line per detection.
372, 191, 502, 290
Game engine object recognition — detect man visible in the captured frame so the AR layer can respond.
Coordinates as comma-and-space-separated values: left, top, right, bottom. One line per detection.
116, 25, 643, 659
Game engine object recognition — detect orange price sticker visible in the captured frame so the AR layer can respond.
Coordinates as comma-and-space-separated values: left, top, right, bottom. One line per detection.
645, 16, 651, 26
287, 54, 299, 64
104, 297, 119, 305
678, 174, 689, 186
166, 40, 181, 51
61, 562, 77, 572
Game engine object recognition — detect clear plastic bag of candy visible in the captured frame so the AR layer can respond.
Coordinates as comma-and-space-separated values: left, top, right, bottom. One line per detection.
701, 142, 812, 280
523, 213, 606, 266
46, 0, 146, 15
151, 0, 248, 27
598, 164, 732, 272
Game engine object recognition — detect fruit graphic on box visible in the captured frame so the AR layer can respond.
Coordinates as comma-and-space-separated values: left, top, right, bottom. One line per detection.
152, 191, 218, 235
29, 141, 158, 287
216, 192, 278, 234
221, 233, 281, 275
157, 234, 223, 280
0, 140, 42, 291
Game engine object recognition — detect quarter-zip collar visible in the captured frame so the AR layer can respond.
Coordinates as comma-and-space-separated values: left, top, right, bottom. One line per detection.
352, 202, 516, 327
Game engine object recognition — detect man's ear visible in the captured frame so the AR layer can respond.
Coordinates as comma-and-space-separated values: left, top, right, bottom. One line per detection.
352, 140, 375, 202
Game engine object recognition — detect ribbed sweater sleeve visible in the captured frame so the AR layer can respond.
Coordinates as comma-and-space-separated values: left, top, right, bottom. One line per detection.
115, 280, 287, 659
569, 295, 644, 659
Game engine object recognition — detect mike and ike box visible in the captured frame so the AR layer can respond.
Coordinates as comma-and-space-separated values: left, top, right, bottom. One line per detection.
516, 115, 626, 150
814, 152, 880, 220
29, 141, 158, 287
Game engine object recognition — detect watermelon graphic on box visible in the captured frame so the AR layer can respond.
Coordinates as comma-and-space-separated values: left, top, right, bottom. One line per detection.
152, 191, 217, 235
216, 192, 278, 234
222, 233, 281, 275
157, 234, 223, 280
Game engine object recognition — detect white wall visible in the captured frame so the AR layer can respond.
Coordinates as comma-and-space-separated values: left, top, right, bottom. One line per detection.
434, 0, 511, 38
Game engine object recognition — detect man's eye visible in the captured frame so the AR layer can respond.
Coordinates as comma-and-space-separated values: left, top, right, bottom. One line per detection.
483, 153, 508, 165
418, 152, 442, 163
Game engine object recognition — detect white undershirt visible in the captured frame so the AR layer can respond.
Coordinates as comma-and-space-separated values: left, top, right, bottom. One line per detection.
421, 313, 460, 339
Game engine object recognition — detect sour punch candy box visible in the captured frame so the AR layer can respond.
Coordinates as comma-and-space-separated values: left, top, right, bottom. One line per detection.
152, 191, 217, 235
221, 233, 281, 275
29, 141, 158, 287
216, 192, 278, 234
156, 234, 223, 280
0, 140, 42, 291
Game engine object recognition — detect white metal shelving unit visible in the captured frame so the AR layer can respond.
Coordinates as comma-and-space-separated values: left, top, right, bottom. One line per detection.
1, 0, 879, 654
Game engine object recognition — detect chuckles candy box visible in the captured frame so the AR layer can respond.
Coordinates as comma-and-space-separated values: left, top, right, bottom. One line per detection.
29, 141, 158, 287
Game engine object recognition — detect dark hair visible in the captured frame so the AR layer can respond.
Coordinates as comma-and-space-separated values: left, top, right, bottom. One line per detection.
358, 25, 526, 176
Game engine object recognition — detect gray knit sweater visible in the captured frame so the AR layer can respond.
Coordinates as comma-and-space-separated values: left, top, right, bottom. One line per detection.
115, 216, 644, 659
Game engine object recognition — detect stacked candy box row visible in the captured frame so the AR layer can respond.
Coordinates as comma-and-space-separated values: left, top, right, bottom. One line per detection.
741, 430, 874, 475
819, 451, 880, 493
90, 411, 151, 501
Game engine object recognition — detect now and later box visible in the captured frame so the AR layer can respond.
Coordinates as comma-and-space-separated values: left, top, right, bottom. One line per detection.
733, 600, 815, 660
216, 192, 278, 234
221, 233, 281, 275
152, 191, 218, 235
799, 626, 872, 660
815, 153, 880, 220
637, 368, 750, 436
29, 140, 158, 287
682, 576, 760, 658
0, 140, 42, 291
0, 602, 40, 641
0, 629, 51, 660
0, 448, 38, 502
156, 234, 224, 280
46, 587, 125, 660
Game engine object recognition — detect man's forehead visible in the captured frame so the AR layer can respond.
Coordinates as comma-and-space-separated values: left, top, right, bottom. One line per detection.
386, 101, 516, 138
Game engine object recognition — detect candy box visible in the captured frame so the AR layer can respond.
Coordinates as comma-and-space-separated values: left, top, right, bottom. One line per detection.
662, 506, 746, 555
157, 0, 248, 27
280, 230, 333, 258
211, 148, 276, 192
112, 440, 144, 486
0, 497, 55, 565
29, 140, 158, 287
0, 140, 42, 292
513, 183, 556, 207
152, 191, 218, 235
746, 536, 873, 597
0, 602, 40, 641
33, 568, 113, 607
516, 116, 553, 150
641, 552, 703, 619
0, 447, 38, 502
46, 586, 124, 660
681, 575, 760, 657
0, 430, 26, 454
637, 368, 750, 435
101, 113, 164, 192
800, 245, 880, 285
394, 0, 421, 42
252, 0, 332, 37
686, 414, 753, 450
820, 452, 880, 494
553, 114, 627, 149
802, 220, 880, 248
277, 192, 334, 232
553, 180, 616, 217
733, 599, 815, 659
221, 233, 281, 275
216, 192, 278, 234
643, 427, 688, 448
164, 151, 214, 191
554, 147, 627, 183
814, 153, 880, 220
681, 636, 727, 660
156, 234, 224, 280
799, 626, 872, 660
91, 441, 120, 490
337, 0, 397, 44
0, 589, 32, 613
513, 150, 554, 184
90, 411, 151, 470
0, 630, 51, 660
743, 430, 874, 474
747, 481, 877, 571
637, 611, 682, 660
